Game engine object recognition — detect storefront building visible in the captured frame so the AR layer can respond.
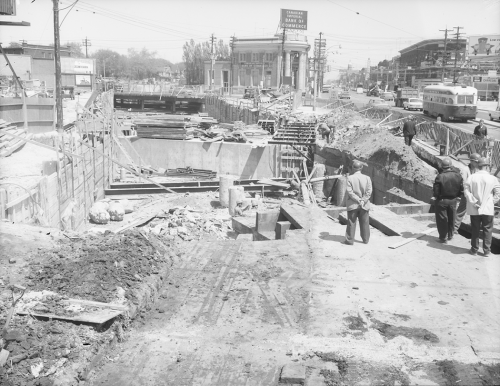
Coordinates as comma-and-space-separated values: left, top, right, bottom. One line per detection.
204, 32, 310, 93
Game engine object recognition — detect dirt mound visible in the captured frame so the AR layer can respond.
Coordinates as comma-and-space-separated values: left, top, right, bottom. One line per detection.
337, 125, 436, 185
28, 229, 173, 303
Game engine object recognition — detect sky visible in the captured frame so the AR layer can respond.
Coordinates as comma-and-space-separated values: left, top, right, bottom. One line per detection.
1, 0, 499, 76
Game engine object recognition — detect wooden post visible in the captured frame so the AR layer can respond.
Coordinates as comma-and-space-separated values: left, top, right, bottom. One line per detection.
54, 136, 63, 228
0, 189, 6, 220
446, 127, 450, 155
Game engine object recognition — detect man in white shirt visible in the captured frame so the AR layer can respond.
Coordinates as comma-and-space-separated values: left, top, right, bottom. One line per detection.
464, 157, 500, 256
455, 153, 481, 233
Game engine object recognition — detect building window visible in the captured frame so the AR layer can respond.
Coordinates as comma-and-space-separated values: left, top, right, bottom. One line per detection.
252, 53, 258, 62
239, 53, 246, 62
265, 53, 273, 62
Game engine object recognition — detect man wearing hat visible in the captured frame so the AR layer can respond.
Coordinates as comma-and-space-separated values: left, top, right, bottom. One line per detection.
464, 157, 500, 256
402, 115, 417, 146
433, 158, 463, 243
344, 160, 372, 245
455, 153, 481, 233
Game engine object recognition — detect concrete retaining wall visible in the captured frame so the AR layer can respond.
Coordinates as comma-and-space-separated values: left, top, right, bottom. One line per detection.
121, 138, 280, 179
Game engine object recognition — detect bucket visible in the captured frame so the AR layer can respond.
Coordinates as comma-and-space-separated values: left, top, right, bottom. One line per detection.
439, 145, 447, 156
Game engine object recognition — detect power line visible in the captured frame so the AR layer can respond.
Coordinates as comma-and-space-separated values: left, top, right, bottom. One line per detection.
324, 0, 425, 39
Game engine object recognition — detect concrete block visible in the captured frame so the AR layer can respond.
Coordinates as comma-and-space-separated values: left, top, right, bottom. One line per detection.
306, 368, 326, 386
275, 221, 291, 239
232, 216, 255, 234
256, 209, 280, 232
280, 363, 306, 384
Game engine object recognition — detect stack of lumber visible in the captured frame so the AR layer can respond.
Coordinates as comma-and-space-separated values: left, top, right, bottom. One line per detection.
133, 115, 196, 140
0, 120, 31, 157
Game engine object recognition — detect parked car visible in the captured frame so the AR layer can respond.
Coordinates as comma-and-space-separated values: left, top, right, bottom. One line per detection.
490, 104, 500, 121
403, 98, 423, 111
368, 99, 390, 109
380, 92, 394, 102
339, 91, 351, 99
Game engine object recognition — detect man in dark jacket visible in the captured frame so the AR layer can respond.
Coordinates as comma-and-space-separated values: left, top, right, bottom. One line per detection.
474, 119, 487, 139
402, 116, 417, 146
433, 158, 464, 243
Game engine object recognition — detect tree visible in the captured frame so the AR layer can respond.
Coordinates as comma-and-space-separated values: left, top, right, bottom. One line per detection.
182, 38, 230, 85
8, 42, 21, 48
66, 42, 84, 58
92, 49, 123, 77
377, 59, 390, 69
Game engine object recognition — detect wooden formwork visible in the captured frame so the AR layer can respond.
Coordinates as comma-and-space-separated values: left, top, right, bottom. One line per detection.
0, 90, 115, 230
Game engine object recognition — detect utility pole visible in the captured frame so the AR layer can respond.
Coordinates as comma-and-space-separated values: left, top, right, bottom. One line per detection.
210, 33, 216, 90
53, 0, 63, 134
281, 27, 286, 88
452, 26, 464, 83
82, 37, 91, 58
313, 32, 322, 111
439, 28, 453, 81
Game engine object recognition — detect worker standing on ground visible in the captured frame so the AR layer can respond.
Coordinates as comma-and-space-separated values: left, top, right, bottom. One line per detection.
455, 153, 481, 233
433, 158, 463, 243
464, 157, 500, 256
326, 115, 336, 142
317, 121, 331, 144
474, 119, 488, 139
343, 160, 372, 245
403, 116, 417, 146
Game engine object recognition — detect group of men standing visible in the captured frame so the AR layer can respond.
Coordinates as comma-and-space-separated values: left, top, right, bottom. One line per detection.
341, 153, 500, 257
433, 154, 500, 256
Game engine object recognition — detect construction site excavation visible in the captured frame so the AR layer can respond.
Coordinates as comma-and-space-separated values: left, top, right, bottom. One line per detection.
1, 4, 500, 386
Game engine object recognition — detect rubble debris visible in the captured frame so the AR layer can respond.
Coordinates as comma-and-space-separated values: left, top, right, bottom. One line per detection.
108, 201, 125, 222
89, 202, 110, 224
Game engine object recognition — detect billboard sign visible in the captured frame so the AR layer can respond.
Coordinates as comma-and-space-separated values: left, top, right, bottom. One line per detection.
468, 35, 500, 57
280, 9, 307, 30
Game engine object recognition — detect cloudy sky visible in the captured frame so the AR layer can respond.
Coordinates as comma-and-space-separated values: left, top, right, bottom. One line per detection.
1, 0, 499, 73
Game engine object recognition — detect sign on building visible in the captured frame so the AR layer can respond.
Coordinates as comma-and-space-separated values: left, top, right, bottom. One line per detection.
280, 9, 307, 30
467, 35, 500, 57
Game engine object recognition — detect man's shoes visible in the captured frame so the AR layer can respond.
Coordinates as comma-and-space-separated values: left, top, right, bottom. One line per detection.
342, 240, 353, 246
438, 238, 448, 244
483, 250, 490, 257
469, 249, 478, 256
447, 235, 453, 241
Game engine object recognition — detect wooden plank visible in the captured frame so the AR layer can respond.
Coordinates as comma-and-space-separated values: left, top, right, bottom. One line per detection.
17, 309, 123, 325
388, 228, 438, 249
257, 179, 290, 188
0, 349, 9, 367
61, 298, 128, 311
339, 205, 429, 237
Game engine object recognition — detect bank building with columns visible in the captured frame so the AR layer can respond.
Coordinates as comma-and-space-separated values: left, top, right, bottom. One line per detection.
204, 32, 310, 93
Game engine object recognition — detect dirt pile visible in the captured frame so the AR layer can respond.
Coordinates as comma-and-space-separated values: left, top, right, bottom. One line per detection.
336, 125, 437, 185
1, 319, 114, 386
27, 230, 173, 303
0, 229, 178, 386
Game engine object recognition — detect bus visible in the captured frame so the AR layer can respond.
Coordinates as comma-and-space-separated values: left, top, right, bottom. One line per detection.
422, 83, 478, 122
356, 83, 364, 94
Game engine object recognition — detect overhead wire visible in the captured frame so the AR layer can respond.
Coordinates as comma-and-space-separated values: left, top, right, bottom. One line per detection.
324, 0, 425, 39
